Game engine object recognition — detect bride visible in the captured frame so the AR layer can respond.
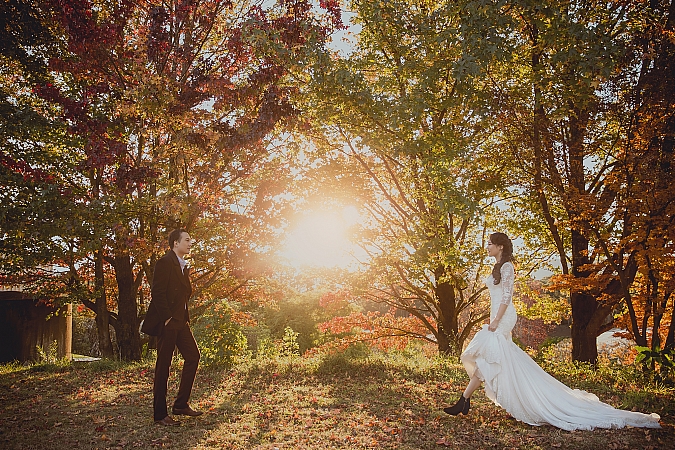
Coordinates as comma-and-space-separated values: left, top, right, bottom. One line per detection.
443, 232, 661, 431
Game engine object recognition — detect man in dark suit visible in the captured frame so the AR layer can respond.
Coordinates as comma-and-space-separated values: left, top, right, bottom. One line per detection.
141, 229, 202, 426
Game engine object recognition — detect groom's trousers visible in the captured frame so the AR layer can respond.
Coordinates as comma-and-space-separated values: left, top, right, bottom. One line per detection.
153, 319, 200, 421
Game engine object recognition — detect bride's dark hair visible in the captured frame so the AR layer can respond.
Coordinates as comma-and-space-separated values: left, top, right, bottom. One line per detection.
490, 232, 514, 285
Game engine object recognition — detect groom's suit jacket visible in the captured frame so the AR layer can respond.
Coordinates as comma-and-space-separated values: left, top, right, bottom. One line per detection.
141, 250, 192, 336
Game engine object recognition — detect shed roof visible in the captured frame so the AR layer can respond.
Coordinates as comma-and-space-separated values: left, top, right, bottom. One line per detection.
0, 291, 34, 301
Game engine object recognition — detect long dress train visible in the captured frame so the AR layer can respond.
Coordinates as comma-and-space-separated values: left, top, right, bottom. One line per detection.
460, 262, 660, 431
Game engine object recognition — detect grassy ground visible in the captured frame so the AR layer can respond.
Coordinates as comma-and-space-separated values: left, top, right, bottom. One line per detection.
1, 351, 673, 449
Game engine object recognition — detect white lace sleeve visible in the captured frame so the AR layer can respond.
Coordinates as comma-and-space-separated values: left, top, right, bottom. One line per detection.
500, 262, 515, 305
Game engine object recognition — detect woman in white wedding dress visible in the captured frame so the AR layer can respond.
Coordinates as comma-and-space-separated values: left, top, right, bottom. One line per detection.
443, 232, 661, 431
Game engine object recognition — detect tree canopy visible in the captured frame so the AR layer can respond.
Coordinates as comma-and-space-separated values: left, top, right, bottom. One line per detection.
1, 0, 673, 365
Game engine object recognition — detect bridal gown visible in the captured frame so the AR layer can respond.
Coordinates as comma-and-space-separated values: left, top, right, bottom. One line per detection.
460, 262, 661, 431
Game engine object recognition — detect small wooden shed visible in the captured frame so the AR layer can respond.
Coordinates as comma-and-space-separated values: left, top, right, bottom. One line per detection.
0, 290, 72, 363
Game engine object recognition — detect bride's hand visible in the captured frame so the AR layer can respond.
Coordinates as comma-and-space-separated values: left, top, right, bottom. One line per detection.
488, 319, 499, 332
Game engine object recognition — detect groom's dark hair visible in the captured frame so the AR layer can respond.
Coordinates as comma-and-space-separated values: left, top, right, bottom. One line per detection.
168, 228, 188, 250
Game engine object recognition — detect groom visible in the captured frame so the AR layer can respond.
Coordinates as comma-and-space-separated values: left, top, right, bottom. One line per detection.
142, 229, 202, 426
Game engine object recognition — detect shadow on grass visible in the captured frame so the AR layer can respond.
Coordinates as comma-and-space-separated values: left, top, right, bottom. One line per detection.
201, 353, 526, 449
202, 352, 675, 449
2, 353, 674, 450
0, 358, 226, 450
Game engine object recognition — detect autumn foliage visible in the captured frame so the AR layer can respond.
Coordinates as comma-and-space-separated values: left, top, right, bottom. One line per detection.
1, 0, 342, 360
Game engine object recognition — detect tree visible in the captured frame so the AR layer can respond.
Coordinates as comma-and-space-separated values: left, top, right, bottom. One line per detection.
1, 0, 342, 359
0, 0, 89, 319
296, 0, 515, 355
609, 0, 675, 358
472, 0, 675, 362
305, 0, 675, 362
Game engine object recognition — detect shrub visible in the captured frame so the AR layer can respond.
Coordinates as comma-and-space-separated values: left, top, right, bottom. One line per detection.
635, 346, 675, 384
36, 341, 58, 363
192, 308, 250, 368
256, 336, 280, 360
262, 290, 339, 353
280, 326, 300, 357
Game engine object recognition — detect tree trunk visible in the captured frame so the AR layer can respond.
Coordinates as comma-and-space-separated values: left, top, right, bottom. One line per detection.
566, 101, 610, 364
569, 228, 603, 363
665, 294, 675, 351
570, 317, 598, 363
94, 249, 114, 357
113, 251, 141, 361
65, 302, 72, 360
436, 327, 452, 355
435, 267, 462, 356
528, 20, 603, 362
531, 29, 569, 276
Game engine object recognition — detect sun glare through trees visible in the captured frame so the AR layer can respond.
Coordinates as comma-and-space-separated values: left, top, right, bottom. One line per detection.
279, 205, 366, 270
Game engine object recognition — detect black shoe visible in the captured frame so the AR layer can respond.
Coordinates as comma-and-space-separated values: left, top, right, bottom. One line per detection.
443, 394, 470, 416
155, 416, 180, 426
172, 406, 203, 417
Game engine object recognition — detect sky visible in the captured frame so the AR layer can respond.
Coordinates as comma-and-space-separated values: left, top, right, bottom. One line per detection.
326, 8, 360, 56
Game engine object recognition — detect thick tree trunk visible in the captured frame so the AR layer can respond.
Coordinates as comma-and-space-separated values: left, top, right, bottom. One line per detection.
435, 267, 462, 356
569, 229, 618, 363
570, 318, 598, 363
569, 229, 603, 364
569, 290, 599, 363
113, 251, 141, 361
566, 102, 610, 364
436, 327, 452, 355
94, 249, 114, 358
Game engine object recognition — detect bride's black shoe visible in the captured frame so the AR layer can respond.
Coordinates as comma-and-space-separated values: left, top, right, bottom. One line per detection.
443, 394, 470, 416
462, 396, 470, 415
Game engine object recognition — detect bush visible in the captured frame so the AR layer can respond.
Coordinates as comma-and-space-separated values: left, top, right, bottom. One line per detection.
262, 290, 339, 354
256, 335, 280, 360
636, 346, 675, 384
36, 340, 60, 364
280, 326, 300, 357
28, 341, 72, 373
0, 360, 25, 375
250, 326, 301, 362
192, 308, 250, 368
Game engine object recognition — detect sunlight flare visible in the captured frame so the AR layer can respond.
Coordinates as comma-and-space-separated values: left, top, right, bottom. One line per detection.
279, 207, 365, 270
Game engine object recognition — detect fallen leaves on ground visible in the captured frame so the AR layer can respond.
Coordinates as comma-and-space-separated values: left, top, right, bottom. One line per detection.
0, 356, 673, 449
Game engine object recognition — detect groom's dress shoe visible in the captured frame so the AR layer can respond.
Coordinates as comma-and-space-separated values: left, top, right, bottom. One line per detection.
172, 406, 203, 416
155, 416, 180, 426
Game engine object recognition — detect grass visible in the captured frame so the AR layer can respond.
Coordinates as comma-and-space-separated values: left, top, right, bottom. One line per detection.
1, 350, 673, 449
